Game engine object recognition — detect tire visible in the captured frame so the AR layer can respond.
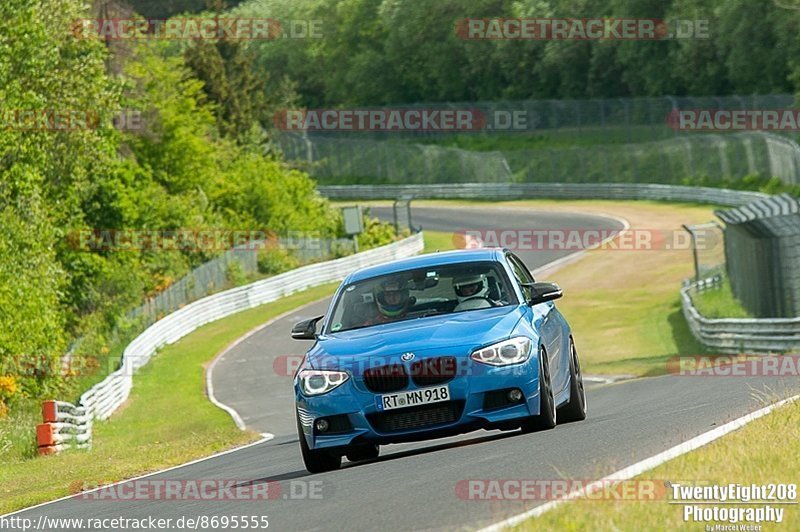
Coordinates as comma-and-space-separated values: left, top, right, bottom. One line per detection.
297, 416, 341, 473
345, 443, 379, 462
520, 346, 557, 432
558, 338, 587, 423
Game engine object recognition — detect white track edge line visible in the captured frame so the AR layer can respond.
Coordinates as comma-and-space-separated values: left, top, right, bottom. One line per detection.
477, 393, 800, 532
3, 299, 328, 518
5, 212, 629, 518
205, 297, 329, 431
1, 434, 274, 518
531, 213, 630, 277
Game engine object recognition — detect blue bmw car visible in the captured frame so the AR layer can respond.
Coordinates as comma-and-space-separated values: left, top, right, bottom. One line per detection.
291, 248, 586, 473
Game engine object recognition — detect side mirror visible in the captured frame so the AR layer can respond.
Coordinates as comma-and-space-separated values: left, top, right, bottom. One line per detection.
291, 315, 324, 340
523, 282, 563, 306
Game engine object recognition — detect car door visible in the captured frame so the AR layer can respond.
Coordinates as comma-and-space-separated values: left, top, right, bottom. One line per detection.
506, 253, 565, 395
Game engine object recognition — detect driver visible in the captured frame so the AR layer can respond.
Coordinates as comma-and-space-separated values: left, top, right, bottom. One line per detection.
372, 278, 413, 322
453, 273, 492, 311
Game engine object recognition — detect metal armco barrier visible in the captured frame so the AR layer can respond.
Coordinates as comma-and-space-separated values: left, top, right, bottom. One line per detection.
681, 280, 800, 353
318, 183, 798, 353
37, 401, 92, 455
319, 183, 768, 206
43, 234, 424, 454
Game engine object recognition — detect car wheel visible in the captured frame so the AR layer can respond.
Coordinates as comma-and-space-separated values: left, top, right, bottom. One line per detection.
520, 346, 556, 432
297, 415, 341, 473
558, 337, 587, 422
345, 443, 379, 462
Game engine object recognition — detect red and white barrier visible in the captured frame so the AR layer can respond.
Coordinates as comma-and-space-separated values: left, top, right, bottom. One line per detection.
40, 234, 425, 454
37, 400, 92, 455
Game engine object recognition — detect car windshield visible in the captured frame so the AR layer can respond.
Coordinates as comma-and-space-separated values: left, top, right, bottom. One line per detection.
326, 261, 518, 333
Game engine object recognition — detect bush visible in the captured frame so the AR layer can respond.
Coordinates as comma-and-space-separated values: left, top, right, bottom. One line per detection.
257, 248, 300, 276
357, 215, 401, 250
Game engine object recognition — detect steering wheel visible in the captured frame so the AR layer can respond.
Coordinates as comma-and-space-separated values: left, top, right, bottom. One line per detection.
456, 296, 497, 309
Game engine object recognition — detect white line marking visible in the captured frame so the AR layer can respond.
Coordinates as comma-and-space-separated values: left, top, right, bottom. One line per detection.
205, 297, 329, 431
583, 374, 637, 385
530, 213, 631, 278
1, 434, 274, 518
206, 212, 629, 432
4, 212, 632, 518
478, 393, 800, 532
5, 300, 330, 517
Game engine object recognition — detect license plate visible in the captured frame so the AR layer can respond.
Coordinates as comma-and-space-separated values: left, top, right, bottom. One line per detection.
376, 385, 450, 411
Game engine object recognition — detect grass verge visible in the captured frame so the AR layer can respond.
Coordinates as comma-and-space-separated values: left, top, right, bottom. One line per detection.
422, 230, 458, 254
0, 282, 338, 515
691, 279, 752, 319
369, 199, 718, 377
417, 205, 796, 530
517, 396, 800, 530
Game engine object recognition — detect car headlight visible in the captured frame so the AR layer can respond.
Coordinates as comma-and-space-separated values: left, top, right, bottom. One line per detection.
470, 337, 532, 366
298, 369, 349, 396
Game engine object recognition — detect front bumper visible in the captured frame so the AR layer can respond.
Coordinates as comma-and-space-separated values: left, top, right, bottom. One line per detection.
296, 357, 541, 450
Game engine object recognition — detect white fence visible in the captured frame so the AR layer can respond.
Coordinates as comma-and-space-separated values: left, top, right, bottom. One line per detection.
45, 233, 424, 452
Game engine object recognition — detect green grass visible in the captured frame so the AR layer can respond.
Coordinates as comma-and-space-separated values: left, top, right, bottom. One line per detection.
519, 396, 800, 530
422, 230, 458, 254
413, 199, 717, 377
0, 282, 338, 514
407, 125, 674, 151
691, 280, 752, 318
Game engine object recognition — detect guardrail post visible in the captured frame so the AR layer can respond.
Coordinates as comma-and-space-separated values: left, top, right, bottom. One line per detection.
682, 224, 700, 283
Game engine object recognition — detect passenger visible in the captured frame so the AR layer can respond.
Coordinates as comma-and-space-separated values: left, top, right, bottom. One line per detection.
453, 274, 492, 311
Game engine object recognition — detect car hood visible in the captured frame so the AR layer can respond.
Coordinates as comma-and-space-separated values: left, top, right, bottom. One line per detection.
308, 305, 526, 364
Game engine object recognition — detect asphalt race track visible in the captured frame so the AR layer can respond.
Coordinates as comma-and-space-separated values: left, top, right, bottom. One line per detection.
9, 207, 800, 531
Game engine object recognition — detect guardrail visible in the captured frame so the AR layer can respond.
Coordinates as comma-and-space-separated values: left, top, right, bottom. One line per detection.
42, 233, 425, 454
319, 183, 768, 206
681, 280, 800, 353
36, 401, 92, 455
320, 183, 797, 353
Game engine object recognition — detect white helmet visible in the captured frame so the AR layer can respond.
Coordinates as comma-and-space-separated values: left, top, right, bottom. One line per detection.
453, 274, 489, 302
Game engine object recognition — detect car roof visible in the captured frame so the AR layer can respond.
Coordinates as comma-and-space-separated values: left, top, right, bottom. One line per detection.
346, 248, 506, 283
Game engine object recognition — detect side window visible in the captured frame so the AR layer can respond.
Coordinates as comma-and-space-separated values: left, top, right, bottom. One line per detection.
511, 254, 535, 283
507, 254, 533, 301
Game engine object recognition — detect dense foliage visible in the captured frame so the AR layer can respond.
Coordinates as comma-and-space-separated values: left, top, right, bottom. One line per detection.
233, 0, 800, 107
2, 0, 798, 430
0, 0, 349, 414
125, 0, 248, 19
